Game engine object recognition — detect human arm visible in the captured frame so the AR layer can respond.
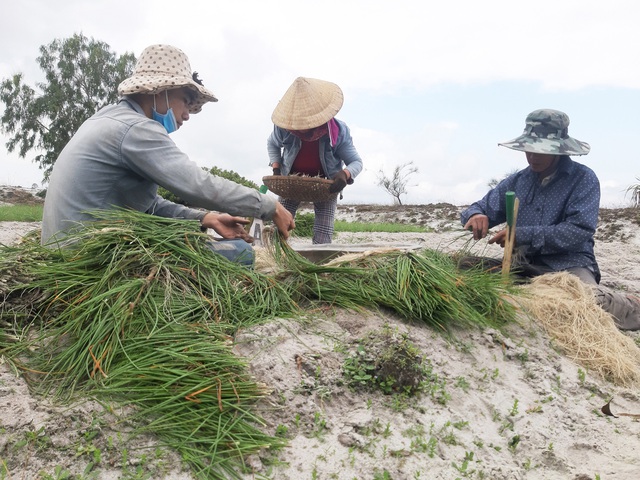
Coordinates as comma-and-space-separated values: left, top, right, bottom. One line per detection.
123, 120, 277, 221
332, 121, 363, 181
267, 126, 286, 174
460, 178, 513, 238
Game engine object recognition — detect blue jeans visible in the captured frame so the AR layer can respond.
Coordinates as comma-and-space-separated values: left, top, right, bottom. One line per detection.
205, 238, 254, 267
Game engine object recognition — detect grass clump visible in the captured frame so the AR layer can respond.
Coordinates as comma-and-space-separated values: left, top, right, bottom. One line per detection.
334, 220, 426, 233
343, 325, 430, 396
291, 215, 427, 238
0, 204, 43, 222
291, 212, 315, 237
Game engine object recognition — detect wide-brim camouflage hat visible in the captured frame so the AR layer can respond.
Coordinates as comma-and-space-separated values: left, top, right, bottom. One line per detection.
271, 77, 344, 130
498, 109, 590, 156
118, 44, 217, 114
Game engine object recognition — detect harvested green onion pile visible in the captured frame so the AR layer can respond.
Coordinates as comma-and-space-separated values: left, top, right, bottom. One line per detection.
0, 209, 518, 478
0, 211, 296, 478
272, 239, 516, 330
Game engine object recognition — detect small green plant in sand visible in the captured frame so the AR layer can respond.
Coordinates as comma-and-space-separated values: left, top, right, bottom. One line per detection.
373, 469, 393, 480
38, 466, 72, 480
578, 368, 587, 386
451, 451, 476, 477
342, 324, 430, 396
509, 399, 520, 416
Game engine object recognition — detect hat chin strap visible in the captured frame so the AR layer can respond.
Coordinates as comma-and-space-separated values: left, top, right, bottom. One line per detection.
153, 91, 171, 113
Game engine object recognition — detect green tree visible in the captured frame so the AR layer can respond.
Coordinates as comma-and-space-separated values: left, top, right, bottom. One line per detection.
206, 166, 259, 190
0, 33, 136, 180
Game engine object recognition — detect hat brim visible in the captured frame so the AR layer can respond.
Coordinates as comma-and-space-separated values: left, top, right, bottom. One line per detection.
498, 135, 590, 156
118, 74, 217, 114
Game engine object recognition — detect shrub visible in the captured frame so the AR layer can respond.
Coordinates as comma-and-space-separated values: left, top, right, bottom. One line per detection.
625, 177, 640, 208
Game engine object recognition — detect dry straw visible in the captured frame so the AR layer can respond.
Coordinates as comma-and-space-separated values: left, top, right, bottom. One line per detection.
521, 272, 640, 386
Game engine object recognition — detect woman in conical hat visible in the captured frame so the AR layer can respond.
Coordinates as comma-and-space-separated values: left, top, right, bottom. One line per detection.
267, 77, 364, 244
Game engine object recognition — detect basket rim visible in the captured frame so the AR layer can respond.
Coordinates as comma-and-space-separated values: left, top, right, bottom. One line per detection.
262, 175, 333, 185
262, 175, 337, 202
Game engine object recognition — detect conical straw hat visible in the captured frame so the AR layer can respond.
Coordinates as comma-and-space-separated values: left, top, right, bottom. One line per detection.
271, 77, 343, 130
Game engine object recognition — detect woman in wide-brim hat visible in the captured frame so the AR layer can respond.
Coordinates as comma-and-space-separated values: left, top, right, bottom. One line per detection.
43, 44, 294, 266
267, 77, 364, 244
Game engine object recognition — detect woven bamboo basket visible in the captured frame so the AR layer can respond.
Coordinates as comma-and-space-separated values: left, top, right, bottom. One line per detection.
262, 175, 338, 202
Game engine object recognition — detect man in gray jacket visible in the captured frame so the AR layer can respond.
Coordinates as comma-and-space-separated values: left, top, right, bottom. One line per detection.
42, 44, 294, 265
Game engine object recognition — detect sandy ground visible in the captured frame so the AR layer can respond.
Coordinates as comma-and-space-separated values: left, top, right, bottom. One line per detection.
1, 204, 640, 479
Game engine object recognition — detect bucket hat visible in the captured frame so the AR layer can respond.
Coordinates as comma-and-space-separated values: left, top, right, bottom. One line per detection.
271, 77, 343, 130
499, 109, 590, 156
118, 44, 217, 114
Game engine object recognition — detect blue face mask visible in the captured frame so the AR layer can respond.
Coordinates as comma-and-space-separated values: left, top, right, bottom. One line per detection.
152, 91, 177, 134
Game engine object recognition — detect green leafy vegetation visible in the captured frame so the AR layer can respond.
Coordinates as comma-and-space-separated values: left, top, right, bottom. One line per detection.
343, 324, 431, 396
291, 212, 315, 237
276, 238, 517, 330
334, 219, 426, 233
0, 204, 43, 222
158, 166, 260, 205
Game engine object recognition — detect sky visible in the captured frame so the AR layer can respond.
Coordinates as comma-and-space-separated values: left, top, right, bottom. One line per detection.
1, 0, 639, 207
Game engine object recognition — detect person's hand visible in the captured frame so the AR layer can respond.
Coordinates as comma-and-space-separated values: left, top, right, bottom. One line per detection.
271, 202, 295, 240
329, 170, 348, 193
201, 212, 253, 242
272, 163, 281, 176
463, 214, 489, 241
488, 229, 508, 248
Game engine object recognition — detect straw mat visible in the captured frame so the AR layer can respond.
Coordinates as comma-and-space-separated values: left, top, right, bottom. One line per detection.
262, 175, 338, 202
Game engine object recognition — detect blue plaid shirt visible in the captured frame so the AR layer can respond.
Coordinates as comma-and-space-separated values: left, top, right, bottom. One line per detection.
461, 156, 600, 279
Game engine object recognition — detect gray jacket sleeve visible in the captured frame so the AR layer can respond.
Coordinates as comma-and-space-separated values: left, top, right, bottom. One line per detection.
123, 121, 277, 221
